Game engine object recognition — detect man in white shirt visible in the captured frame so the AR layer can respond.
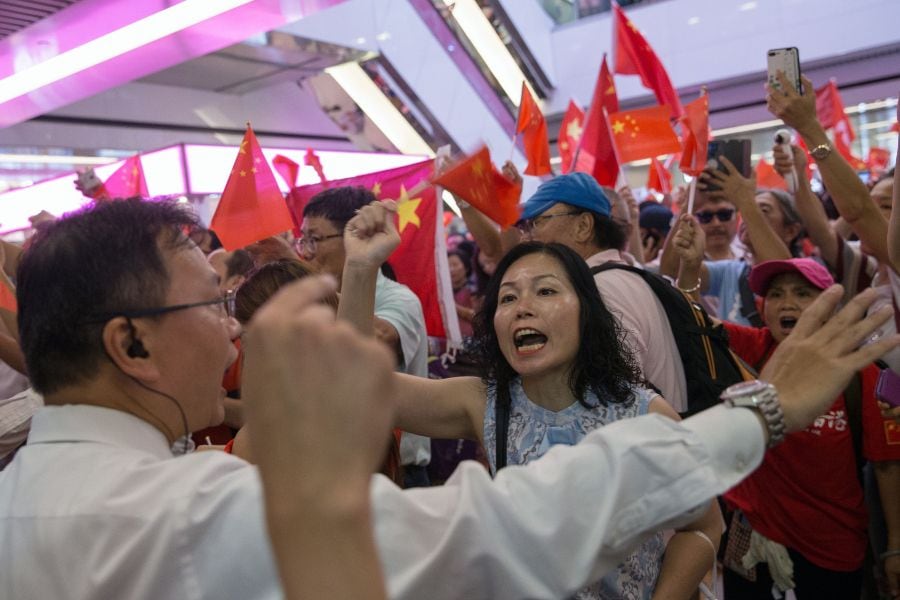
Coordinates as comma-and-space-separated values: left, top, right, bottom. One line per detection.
2, 198, 896, 600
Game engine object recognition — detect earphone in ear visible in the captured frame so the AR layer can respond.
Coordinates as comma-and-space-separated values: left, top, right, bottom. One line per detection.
125, 318, 150, 358
127, 338, 149, 359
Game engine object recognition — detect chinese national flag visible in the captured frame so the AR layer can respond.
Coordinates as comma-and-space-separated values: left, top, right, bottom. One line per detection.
815, 80, 853, 137
678, 94, 709, 176
558, 100, 585, 174
573, 54, 620, 186
612, 2, 683, 119
272, 155, 300, 188
103, 155, 149, 199
647, 157, 672, 193
431, 146, 522, 228
210, 125, 295, 250
755, 159, 788, 191
286, 160, 458, 341
607, 105, 680, 164
867, 147, 891, 176
515, 83, 552, 176
305, 148, 327, 184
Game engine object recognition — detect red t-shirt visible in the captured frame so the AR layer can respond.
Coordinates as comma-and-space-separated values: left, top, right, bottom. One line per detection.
722, 322, 900, 571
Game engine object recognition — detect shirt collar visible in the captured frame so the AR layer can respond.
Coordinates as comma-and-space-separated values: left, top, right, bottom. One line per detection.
585, 249, 624, 266
27, 404, 174, 460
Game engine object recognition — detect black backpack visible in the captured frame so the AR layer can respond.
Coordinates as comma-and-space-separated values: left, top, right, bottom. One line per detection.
590, 263, 754, 417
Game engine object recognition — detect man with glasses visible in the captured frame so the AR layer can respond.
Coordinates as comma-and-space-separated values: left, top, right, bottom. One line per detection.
516, 172, 688, 413
300, 186, 431, 488
693, 193, 743, 262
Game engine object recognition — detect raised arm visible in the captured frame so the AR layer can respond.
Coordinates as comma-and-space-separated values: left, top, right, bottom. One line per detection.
773, 144, 839, 267
767, 73, 890, 264
700, 156, 791, 263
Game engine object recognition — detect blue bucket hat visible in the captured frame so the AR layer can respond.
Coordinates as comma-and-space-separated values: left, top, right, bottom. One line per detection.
519, 172, 611, 222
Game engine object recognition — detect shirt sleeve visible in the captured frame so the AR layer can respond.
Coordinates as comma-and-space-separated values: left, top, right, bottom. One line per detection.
374, 277, 427, 374
372, 405, 766, 600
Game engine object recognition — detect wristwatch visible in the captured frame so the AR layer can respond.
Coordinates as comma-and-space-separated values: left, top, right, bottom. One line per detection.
720, 380, 786, 448
809, 143, 833, 161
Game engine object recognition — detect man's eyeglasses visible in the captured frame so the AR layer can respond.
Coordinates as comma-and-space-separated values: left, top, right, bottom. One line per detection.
694, 208, 736, 224
516, 211, 581, 235
294, 233, 343, 254
85, 292, 236, 324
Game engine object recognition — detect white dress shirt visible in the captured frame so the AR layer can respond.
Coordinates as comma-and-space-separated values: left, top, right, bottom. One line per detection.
0, 403, 764, 600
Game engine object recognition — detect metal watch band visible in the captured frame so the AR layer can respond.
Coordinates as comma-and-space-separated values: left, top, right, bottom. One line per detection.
809, 143, 832, 160
721, 381, 787, 448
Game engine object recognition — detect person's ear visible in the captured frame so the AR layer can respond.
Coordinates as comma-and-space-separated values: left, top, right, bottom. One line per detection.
572, 212, 595, 244
102, 316, 161, 382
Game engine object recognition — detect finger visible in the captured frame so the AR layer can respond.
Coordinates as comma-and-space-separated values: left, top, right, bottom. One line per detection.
718, 155, 739, 175
799, 75, 814, 98
805, 287, 883, 346
830, 304, 895, 355
776, 71, 797, 97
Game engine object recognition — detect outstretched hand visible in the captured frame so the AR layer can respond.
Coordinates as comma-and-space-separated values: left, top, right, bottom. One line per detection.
699, 156, 756, 207
343, 200, 401, 270
762, 286, 900, 432
766, 73, 820, 135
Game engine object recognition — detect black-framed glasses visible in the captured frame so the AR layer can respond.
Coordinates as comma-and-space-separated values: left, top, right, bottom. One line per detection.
694, 208, 735, 224
85, 294, 234, 324
516, 211, 582, 235
295, 233, 343, 254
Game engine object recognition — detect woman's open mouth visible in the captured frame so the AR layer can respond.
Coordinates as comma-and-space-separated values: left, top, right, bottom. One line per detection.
514, 328, 548, 354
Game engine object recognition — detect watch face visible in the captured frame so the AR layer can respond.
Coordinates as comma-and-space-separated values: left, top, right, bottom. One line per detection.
724, 380, 768, 398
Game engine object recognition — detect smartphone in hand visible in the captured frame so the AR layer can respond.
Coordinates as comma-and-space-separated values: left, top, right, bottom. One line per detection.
876, 367, 900, 408
767, 47, 801, 93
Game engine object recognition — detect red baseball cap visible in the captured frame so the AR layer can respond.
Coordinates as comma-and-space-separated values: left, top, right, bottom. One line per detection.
749, 258, 835, 296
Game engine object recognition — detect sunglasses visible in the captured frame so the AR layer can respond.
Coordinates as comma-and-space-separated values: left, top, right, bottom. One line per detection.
694, 208, 735, 224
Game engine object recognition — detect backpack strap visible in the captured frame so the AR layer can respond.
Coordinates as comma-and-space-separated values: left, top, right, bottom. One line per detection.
737, 263, 765, 328
843, 371, 865, 486
494, 381, 510, 472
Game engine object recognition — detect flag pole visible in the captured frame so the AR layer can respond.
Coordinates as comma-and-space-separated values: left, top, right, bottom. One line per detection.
686, 177, 698, 215
603, 107, 625, 187
508, 130, 518, 163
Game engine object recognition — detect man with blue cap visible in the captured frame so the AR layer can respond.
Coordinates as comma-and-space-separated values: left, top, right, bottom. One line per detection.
517, 172, 688, 412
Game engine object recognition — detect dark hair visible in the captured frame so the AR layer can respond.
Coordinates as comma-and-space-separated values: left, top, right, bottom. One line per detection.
586, 210, 627, 251
448, 249, 473, 279
233, 259, 338, 324
470, 241, 641, 408
17, 199, 198, 394
303, 186, 375, 230
756, 189, 804, 257
225, 249, 254, 280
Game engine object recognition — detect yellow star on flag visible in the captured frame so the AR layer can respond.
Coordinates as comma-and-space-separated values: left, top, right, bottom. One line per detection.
566, 117, 583, 141
395, 185, 422, 233
371, 182, 382, 197
472, 159, 486, 178
612, 120, 625, 135
239, 140, 248, 155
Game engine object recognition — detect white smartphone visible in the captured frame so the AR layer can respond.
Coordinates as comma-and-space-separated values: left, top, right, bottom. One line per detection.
767, 47, 801, 93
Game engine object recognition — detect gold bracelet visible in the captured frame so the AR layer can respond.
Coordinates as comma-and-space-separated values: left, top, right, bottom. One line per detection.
678, 279, 701, 294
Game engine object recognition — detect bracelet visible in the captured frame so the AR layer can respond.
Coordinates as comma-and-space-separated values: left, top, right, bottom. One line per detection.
881, 549, 900, 561
678, 278, 701, 294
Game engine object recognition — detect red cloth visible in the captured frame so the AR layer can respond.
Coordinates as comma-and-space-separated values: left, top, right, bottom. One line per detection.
558, 100, 585, 175
210, 125, 295, 250
288, 160, 453, 338
573, 54, 620, 186
102, 155, 149, 199
755, 159, 788, 191
432, 146, 521, 228
607, 105, 680, 164
646, 157, 672, 194
678, 94, 709, 176
515, 83, 552, 176
612, 2, 683, 119
723, 322, 900, 571
272, 155, 300, 188
866, 147, 891, 177
815, 80, 853, 136
305, 148, 327, 184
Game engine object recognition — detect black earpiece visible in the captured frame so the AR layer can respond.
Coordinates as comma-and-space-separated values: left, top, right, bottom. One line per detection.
125, 318, 149, 358
127, 338, 149, 359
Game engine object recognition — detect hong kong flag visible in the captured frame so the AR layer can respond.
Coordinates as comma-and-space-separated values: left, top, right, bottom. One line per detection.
287, 160, 459, 342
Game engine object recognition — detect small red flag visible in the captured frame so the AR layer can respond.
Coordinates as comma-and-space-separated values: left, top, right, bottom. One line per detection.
305, 148, 327, 184
515, 83, 552, 176
210, 125, 295, 250
678, 94, 709, 176
607, 105, 681, 164
103, 155, 149, 199
432, 146, 522, 228
866, 147, 891, 177
612, 2, 683, 119
755, 159, 788, 191
272, 155, 300, 188
815, 80, 854, 139
558, 100, 585, 174
573, 54, 620, 186
647, 157, 672, 193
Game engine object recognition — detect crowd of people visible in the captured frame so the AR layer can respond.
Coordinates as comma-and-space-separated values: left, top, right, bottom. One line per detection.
0, 71, 898, 600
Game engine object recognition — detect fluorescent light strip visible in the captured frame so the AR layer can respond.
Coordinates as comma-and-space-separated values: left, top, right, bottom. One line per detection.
0, 153, 118, 165
0, 0, 253, 104
712, 98, 898, 137
443, 0, 539, 109
325, 62, 434, 157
